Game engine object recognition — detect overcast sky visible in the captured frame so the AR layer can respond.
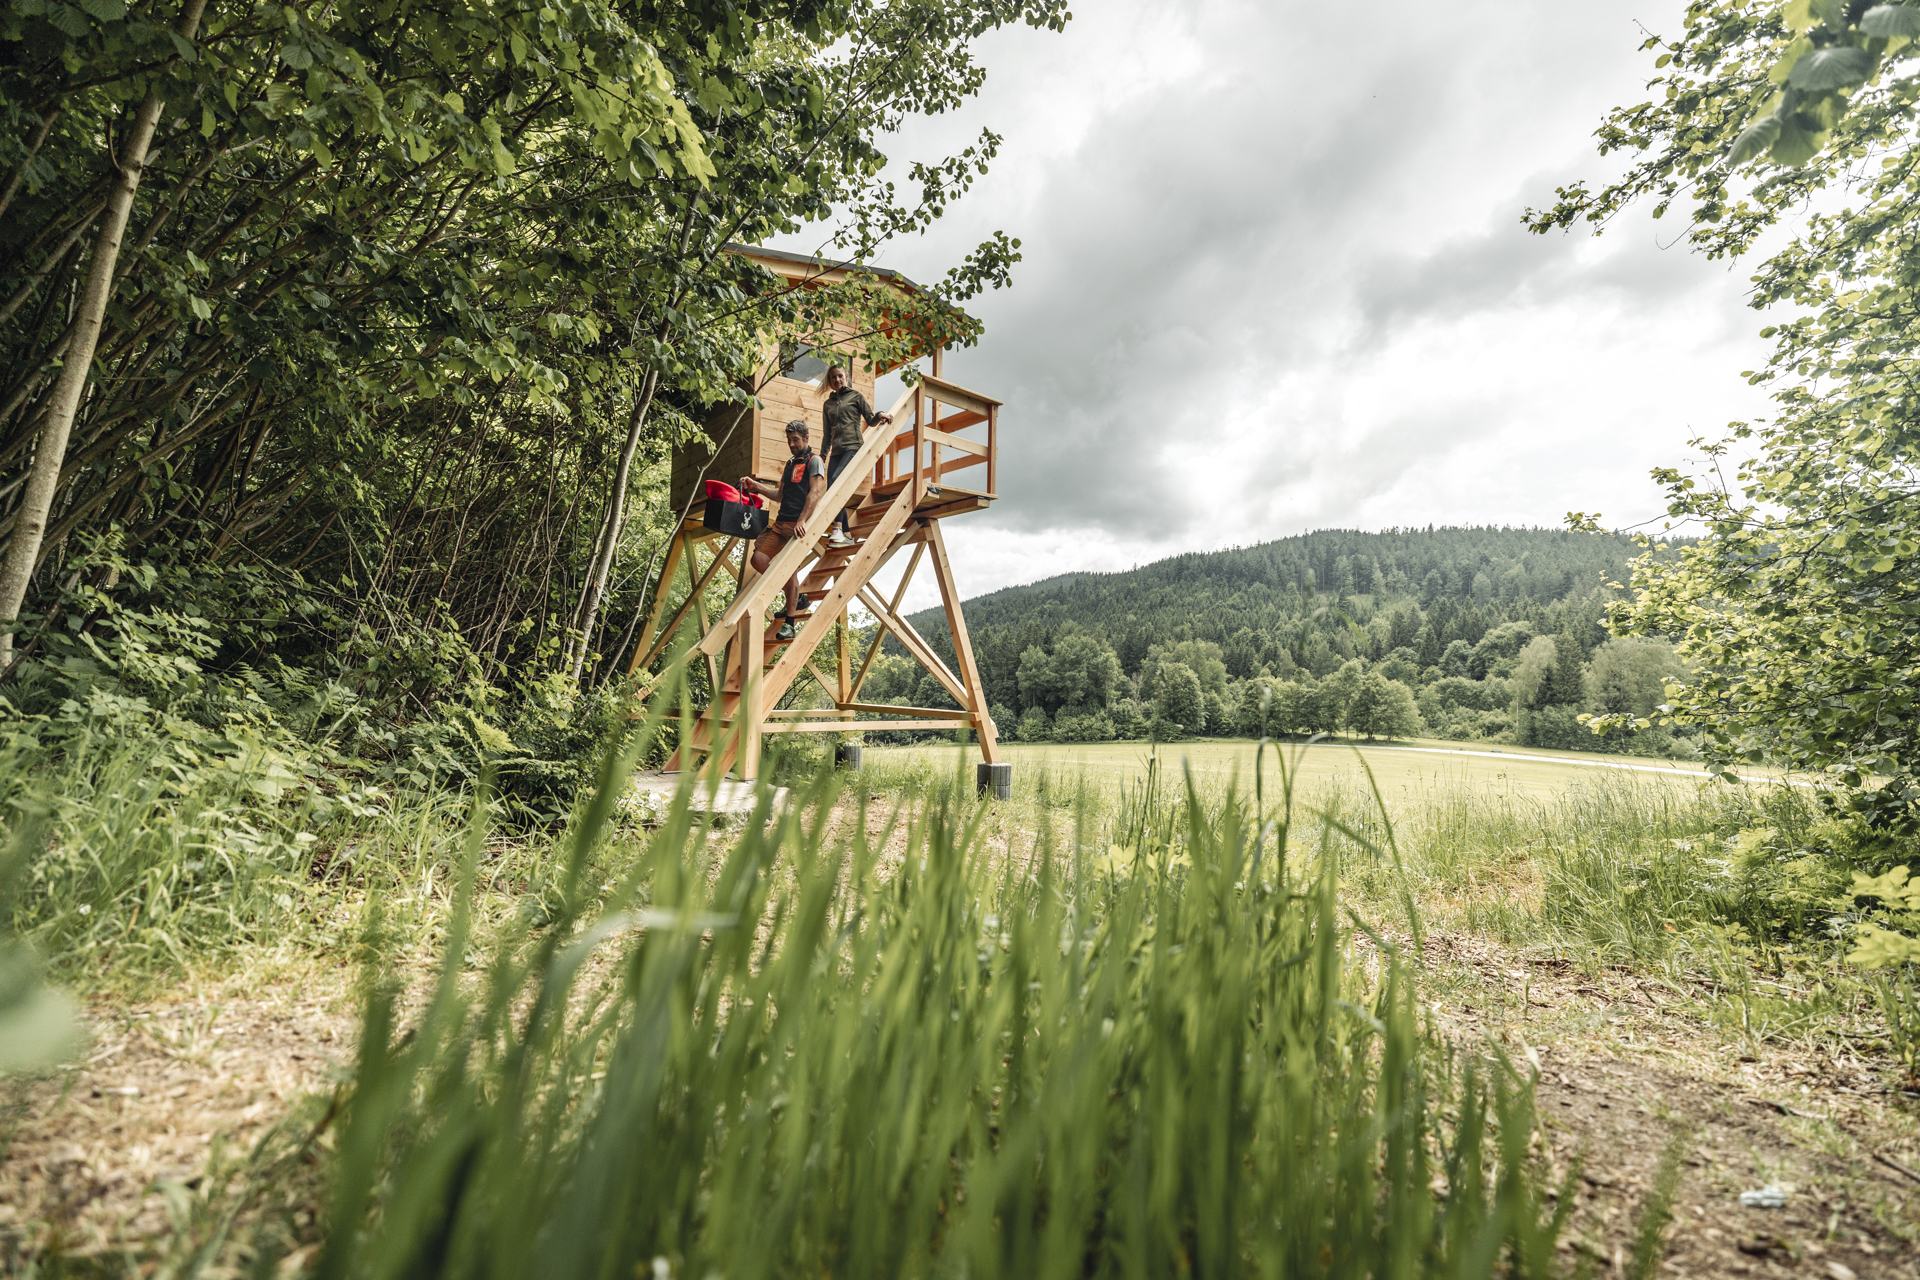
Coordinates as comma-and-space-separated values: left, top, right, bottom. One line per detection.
782, 0, 1786, 613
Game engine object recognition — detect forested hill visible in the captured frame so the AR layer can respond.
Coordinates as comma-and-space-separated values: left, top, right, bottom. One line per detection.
904, 526, 1661, 690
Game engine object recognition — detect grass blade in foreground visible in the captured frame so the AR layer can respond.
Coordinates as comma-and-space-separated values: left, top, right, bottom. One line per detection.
303, 729, 1568, 1279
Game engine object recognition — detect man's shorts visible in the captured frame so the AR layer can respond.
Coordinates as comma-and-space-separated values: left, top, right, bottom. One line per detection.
754, 520, 799, 560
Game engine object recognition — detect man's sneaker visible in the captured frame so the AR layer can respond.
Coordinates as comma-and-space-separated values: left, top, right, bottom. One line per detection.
775, 618, 798, 641
825, 529, 856, 549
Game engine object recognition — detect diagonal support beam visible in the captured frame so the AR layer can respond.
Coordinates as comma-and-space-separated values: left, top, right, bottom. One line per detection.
855, 583, 968, 708
751, 486, 920, 720
849, 542, 924, 701
626, 531, 688, 676
634, 535, 736, 673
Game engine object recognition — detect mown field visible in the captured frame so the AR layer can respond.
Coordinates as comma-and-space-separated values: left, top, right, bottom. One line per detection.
868, 737, 1735, 803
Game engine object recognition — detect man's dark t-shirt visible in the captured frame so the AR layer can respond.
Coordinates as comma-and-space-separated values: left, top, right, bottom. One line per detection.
777, 450, 826, 521
823, 388, 881, 455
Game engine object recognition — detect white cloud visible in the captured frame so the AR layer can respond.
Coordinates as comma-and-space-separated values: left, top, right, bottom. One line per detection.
786, 0, 1788, 615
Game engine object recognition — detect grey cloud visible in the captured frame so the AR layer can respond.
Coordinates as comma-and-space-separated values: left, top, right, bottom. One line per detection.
828, 0, 1775, 576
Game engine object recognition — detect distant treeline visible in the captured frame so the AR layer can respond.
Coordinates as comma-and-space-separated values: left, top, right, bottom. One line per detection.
917, 525, 1656, 681
858, 526, 1693, 755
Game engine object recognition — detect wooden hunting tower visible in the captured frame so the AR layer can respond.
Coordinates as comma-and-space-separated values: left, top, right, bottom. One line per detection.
630, 245, 1008, 786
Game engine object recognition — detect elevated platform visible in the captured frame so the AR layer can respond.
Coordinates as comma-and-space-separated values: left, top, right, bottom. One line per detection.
630, 339, 1005, 782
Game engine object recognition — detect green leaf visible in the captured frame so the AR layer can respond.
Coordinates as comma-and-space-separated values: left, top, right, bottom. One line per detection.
1848, 923, 1920, 967
76, 0, 126, 20
1770, 35, 1814, 82
1862, 3, 1920, 36
1850, 865, 1920, 907
43, 3, 89, 37
1787, 45, 1875, 91
1728, 116, 1783, 165
1771, 121, 1828, 165
281, 41, 313, 69
0, 948, 81, 1075
1785, 0, 1816, 31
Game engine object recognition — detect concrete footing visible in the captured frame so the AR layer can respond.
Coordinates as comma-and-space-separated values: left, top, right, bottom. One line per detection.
976, 762, 1012, 801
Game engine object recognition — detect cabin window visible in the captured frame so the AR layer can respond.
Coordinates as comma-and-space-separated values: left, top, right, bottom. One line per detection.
779, 341, 830, 385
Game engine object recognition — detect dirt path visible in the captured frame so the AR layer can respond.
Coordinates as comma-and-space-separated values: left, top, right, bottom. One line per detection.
1535, 1052, 1918, 1279
1416, 934, 1920, 1277
0, 984, 356, 1264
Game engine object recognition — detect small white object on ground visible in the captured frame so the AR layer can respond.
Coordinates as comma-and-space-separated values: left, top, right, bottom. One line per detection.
623, 773, 789, 822
1738, 1185, 1789, 1208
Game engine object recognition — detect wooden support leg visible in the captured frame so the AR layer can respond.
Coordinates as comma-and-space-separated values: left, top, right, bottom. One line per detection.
926, 518, 1001, 765
735, 609, 763, 781
836, 608, 851, 704
627, 531, 687, 676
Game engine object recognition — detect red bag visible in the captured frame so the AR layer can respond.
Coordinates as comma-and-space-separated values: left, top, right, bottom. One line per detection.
703, 479, 763, 508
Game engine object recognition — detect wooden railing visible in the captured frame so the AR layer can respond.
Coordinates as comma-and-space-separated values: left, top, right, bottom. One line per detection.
872, 373, 1001, 503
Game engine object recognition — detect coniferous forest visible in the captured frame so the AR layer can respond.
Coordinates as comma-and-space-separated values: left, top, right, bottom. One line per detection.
866, 526, 1695, 756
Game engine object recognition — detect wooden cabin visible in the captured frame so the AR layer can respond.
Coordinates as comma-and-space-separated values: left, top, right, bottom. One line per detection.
634, 245, 1010, 789
667, 246, 892, 515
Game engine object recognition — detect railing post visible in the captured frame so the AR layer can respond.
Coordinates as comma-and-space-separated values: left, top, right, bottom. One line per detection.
913, 380, 927, 505
987, 403, 997, 496
929, 368, 942, 490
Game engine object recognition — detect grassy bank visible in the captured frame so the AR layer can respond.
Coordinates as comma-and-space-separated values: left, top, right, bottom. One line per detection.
11, 735, 1582, 1276
4, 724, 1916, 1273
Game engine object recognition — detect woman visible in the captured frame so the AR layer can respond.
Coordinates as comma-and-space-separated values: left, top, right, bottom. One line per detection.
818, 363, 891, 549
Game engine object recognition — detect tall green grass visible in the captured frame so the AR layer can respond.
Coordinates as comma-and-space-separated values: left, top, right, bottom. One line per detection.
22, 719, 1872, 1274
0, 730, 550, 986
276, 730, 1575, 1280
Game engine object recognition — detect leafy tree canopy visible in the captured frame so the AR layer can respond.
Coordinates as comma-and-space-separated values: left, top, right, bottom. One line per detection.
1538, 0, 1920, 818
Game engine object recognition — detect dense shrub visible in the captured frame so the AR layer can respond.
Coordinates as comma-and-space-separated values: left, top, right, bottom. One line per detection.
1052, 710, 1116, 742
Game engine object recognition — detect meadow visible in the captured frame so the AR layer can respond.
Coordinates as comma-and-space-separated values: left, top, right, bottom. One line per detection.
2, 725, 1915, 1276
869, 736, 1733, 802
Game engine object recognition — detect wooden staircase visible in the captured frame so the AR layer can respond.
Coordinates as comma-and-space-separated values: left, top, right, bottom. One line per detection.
642, 374, 1005, 781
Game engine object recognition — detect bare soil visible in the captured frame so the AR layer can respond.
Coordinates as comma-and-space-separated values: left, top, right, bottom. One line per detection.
0, 978, 357, 1265
1419, 934, 1920, 1278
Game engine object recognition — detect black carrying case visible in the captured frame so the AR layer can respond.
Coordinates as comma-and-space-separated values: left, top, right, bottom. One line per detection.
704, 496, 769, 540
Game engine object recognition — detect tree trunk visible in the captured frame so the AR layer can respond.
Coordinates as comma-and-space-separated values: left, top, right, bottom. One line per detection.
563, 199, 702, 685
567, 366, 660, 682
0, 0, 207, 671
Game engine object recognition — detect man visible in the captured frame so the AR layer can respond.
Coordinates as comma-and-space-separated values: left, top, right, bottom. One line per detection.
819, 363, 891, 549
740, 421, 825, 640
